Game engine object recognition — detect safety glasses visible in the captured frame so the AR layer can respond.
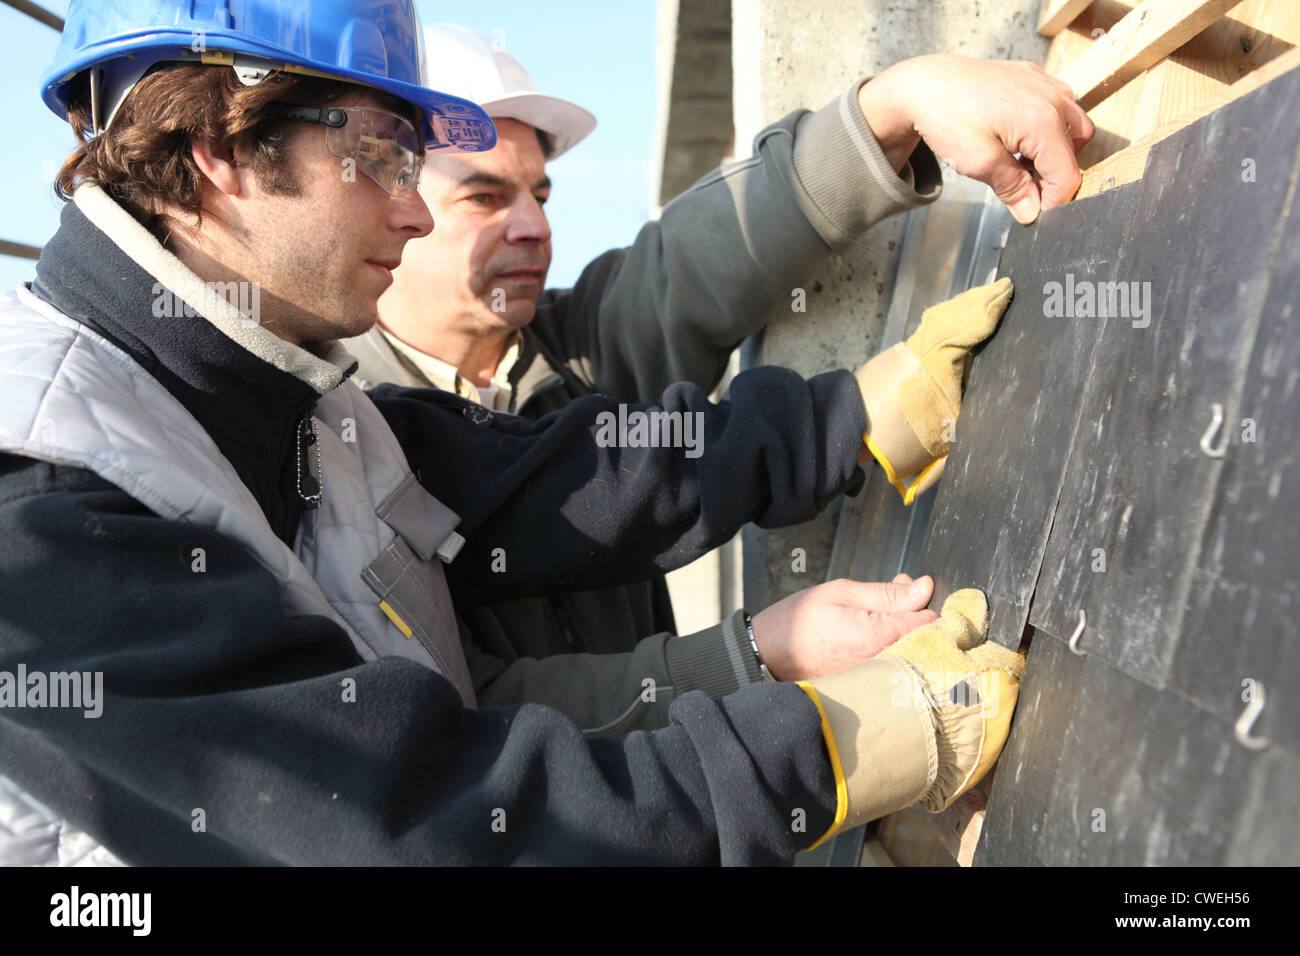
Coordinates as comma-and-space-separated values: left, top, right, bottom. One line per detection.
269, 104, 423, 196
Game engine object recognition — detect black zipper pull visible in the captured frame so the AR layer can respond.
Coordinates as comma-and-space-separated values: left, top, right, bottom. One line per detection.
297, 414, 322, 510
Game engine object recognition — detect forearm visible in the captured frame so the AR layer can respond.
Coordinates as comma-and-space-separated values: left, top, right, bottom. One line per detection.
373, 366, 866, 608
855, 67, 924, 172
536, 82, 942, 402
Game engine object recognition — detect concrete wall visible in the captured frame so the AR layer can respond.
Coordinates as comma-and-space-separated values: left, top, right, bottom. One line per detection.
652, 0, 734, 212
655, 0, 739, 634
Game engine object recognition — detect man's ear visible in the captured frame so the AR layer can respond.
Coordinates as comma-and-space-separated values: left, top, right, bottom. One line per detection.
190, 137, 249, 197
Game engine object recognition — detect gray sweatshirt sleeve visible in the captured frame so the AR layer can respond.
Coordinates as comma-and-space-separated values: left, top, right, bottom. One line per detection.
530, 79, 943, 403
466, 610, 765, 736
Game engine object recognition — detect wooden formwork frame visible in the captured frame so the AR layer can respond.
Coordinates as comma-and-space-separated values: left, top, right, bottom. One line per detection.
1048, 0, 1300, 200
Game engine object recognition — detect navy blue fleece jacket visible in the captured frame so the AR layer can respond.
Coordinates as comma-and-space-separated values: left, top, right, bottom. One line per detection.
0, 200, 866, 864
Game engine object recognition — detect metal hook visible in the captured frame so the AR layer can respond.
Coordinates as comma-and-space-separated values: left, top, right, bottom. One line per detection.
1235, 681, 1270, 751
1200, 403, 1228, 458
1068, 608, 1087, 656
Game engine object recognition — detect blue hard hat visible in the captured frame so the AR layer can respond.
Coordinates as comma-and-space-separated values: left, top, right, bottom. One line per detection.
41, 0, 497, 152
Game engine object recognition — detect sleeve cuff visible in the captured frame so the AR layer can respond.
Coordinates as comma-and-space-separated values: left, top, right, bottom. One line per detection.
791, 78, 943, 249
794, 680, 850, 851
665, 609, 763, 698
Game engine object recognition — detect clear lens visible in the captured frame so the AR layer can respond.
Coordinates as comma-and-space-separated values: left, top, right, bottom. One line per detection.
323, 107, 422, 196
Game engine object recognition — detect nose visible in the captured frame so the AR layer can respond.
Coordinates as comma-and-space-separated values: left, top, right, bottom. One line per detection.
505, 194, 551, 246
393, 186, 435, 239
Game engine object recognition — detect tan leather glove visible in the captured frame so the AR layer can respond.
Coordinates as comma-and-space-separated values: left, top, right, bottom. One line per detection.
797, 589, 1024, 848
855, 278, 1013, 505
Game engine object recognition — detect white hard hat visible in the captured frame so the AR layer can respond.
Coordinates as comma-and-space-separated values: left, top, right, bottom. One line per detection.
422, 23, 597, 159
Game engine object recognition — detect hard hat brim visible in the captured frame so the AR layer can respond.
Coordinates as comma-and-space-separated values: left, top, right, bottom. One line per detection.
41, 31, 498, 152
479, 91, 596, 159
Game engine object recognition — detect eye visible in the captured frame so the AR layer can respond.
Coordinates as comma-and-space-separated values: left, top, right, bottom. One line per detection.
535, 194, 549, 208
467, 193, 496, 205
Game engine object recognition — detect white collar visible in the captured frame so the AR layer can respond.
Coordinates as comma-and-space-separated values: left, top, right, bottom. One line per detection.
73, 182, 356, 395
379, 327, 521, 411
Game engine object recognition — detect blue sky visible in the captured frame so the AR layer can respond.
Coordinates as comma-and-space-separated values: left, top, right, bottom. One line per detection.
0, 0, 657, 292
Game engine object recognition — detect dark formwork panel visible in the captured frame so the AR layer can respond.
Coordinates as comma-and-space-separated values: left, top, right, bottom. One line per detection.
1169, 180, 1300, 755
1227, 744, 1300, 866
1034, 646, 1263, 865
1029, 66, 1300, 687
980, 632, 1298, 866
917, 66, 1300, 866
915, 185, 1139, 649
975, 631, 1086, 866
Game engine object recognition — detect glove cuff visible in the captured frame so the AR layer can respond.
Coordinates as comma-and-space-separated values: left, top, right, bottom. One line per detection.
797, 657, 938, 849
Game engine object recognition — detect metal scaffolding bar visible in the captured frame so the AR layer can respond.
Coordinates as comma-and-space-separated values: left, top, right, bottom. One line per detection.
0, 239, 43, 261
1, 0, 63, 32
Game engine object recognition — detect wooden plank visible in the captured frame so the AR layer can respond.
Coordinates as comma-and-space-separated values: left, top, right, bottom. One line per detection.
1062, 0, 1241, 110
875, 806, 959, 867
1048, 0, 1136, 167
1075, 0, 1300, 169
1038, 0, 1097, 37
927, 789, 986, 866
1076, 43, 1300, 199
1145, 0, 1300, 120
1046, 0, 1135, 77
859, 836, 896, 867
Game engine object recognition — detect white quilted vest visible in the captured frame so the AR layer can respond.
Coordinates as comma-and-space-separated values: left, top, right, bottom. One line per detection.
0, 285, 477, 863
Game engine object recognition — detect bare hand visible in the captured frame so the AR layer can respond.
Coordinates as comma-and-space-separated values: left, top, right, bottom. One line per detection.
857, 55, 1095, 224
750, 573, 940, 681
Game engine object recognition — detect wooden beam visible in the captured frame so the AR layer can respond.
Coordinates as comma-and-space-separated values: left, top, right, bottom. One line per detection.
1076, 42, 1300, 199
1038, 0, 1097, 37
860, 837, 896, 867
927, 790, 987, 867
1063, 0, 1241, 109
876, 807, 959, 866
1088, 0, 1298, 167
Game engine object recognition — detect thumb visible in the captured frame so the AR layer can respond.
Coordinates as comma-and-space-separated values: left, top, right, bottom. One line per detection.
983, 151, 1041, 225
940, 588, 989, 650
840, 575, 934, 612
